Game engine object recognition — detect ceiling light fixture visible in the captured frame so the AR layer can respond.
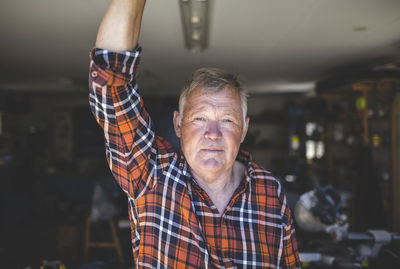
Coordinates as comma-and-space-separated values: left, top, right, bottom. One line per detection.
178, 0, 211, 52
352, 26, 368, 32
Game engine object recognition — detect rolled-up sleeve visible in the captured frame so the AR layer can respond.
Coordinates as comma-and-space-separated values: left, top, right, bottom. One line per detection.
89, 47, 157, 199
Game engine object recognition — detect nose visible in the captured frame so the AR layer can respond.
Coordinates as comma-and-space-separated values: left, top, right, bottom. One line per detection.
205, 120, 222, 140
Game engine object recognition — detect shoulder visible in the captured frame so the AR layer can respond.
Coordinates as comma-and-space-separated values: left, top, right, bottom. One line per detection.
239, 150, 282, 195
248, 161, 283, 197
154, 135, 177, 166
247, 162, 294, 227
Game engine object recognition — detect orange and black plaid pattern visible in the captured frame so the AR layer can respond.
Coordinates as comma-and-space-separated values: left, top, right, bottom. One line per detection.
89, 47, 301, 268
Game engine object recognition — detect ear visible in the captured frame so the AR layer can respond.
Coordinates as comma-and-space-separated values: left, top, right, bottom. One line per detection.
240, 116, 250, 143
173, 110, 182, 138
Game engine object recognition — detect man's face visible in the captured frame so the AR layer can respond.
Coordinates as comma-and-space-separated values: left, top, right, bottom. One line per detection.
173, 86, 249, 182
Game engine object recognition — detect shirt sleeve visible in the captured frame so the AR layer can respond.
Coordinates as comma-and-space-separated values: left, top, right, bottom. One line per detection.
88, 47, 157, 199
279, 188, 301, 269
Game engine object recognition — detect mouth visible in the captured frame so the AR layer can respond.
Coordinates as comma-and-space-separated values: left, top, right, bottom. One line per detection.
200, 148, 223, 153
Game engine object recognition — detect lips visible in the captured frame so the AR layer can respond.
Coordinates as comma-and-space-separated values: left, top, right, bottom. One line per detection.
200, 148, 223, 153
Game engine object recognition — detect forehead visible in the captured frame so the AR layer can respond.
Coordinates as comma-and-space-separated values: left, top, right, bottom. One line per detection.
184, 86, 242, 114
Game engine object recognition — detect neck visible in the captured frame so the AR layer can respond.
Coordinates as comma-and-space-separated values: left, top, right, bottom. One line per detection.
193, 169, 233, 193
191, 161, 246, 216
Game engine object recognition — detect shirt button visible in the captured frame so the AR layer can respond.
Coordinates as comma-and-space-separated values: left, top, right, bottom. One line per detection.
91, 71, 98, 78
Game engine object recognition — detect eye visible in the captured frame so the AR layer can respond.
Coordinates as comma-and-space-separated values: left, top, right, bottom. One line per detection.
194, 117, 206, 121
222, 119, 233, 123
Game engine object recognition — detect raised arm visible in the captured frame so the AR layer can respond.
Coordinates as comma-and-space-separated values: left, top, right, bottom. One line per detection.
89, 0, 166, 199
95, 0, 146, 51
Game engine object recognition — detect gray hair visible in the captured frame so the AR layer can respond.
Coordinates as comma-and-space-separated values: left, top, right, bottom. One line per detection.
179, 67, 248, 123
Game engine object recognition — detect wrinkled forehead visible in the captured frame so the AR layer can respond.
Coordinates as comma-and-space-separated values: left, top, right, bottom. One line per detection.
188, 85, 241, 102
190, 85, 239, 101
184, 86, 243, 114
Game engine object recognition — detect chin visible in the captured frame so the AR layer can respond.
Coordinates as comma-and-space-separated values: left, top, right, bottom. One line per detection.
198, 158, 226, 171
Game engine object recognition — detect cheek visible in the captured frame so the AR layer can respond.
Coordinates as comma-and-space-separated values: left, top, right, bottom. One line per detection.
180, 126, 202, 149
223, 126, 243, 142
181, 123, 204, 137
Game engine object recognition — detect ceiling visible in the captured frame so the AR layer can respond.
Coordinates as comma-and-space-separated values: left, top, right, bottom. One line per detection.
1, 0, 400, 94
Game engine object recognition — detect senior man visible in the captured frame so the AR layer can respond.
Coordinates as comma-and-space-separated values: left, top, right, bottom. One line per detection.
89, 0, 300, 268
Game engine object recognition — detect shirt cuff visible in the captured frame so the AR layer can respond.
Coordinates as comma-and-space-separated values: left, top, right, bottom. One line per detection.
90, 46, 142, 78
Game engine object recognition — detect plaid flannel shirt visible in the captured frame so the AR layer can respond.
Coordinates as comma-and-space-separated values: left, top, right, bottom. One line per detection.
89, 47, 300, 268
